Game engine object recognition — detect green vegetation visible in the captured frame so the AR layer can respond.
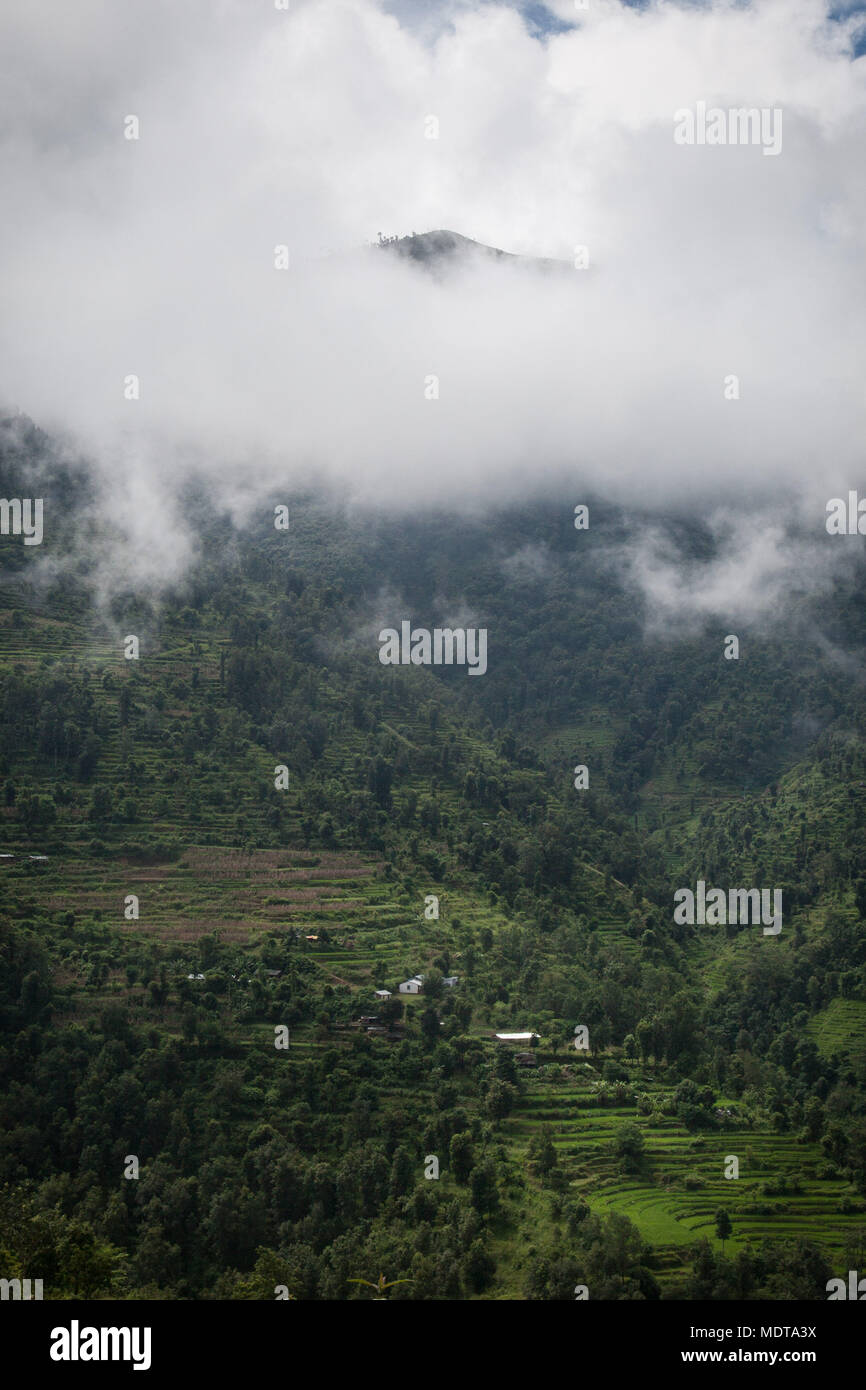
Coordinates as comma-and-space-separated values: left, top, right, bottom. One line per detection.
1, 415, 865, 1298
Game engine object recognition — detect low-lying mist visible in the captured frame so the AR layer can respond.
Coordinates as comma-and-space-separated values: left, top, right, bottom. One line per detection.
1, 0, 864, 620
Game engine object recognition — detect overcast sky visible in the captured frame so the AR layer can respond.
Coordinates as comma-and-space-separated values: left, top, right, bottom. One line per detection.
1, 0, 864, 614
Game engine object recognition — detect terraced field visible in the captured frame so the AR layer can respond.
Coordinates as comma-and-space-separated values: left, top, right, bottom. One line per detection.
3, 834, 520, 1020
809, 998, 866, 1067
11, 817, 859, 1293
3, 515, 865, 1301
504, 1065, 865, 1288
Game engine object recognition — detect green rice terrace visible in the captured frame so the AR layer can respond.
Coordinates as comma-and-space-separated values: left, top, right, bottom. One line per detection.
3, 830, 866, 1297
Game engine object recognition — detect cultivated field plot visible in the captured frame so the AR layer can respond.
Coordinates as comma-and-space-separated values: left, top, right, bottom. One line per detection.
505, 1068, 865, 1287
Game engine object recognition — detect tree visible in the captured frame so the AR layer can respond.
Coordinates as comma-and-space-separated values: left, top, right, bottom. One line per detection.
388, 1146, 414, 1199
801, 1097, 824, 1143
494, 1047, 517, 1084
485, 1078, 516, 1120
181, 1005, 198, 1042
470, 1159, 499, 1217
367, 756, 393, 809
715, 1208, 732, 1253
612, 1123, 646, 1175
449, 1131, 475, 1184
420, 1006, 440, 1046
528, 1129, 558, 1182
88, 785, 113, 821
635, 1018, 654, 1063
463, 1239, 495, 1293
422, 968, 444, 1000
381, 996, 403, 1025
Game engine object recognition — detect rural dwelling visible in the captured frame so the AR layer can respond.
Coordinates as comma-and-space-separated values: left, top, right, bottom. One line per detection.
515, 1052, 538, 1068
494, 1031, 540, 1044
398, 977, 423, 994
374, 989, 392, 999
442, 976, 459, 987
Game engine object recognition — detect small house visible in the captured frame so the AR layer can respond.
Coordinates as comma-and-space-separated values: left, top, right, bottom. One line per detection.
442, 976, 459, 988
494, 1031, 540, 1044
374, 989, 392, 1000
399, 978, 423, 994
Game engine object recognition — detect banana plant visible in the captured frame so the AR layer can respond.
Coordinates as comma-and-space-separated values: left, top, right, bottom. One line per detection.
347, 1273, 413, 1301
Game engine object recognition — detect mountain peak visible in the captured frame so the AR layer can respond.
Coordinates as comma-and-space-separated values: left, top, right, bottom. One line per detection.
374, 229, 567, 274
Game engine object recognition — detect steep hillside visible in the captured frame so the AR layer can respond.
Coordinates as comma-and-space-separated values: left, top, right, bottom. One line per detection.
1, 422, 865, 1298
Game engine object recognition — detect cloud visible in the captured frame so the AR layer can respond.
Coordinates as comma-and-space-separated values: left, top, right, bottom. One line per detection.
500, 542, 556, 582
616, 508, 857, 633
0, 0, 864, 606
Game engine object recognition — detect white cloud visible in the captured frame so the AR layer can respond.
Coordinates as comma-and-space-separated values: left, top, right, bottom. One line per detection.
617, 508, 854, 633
0, 0, 864, 601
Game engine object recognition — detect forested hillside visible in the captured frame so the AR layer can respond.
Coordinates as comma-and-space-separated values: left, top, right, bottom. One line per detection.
2, 415, 865, 1299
